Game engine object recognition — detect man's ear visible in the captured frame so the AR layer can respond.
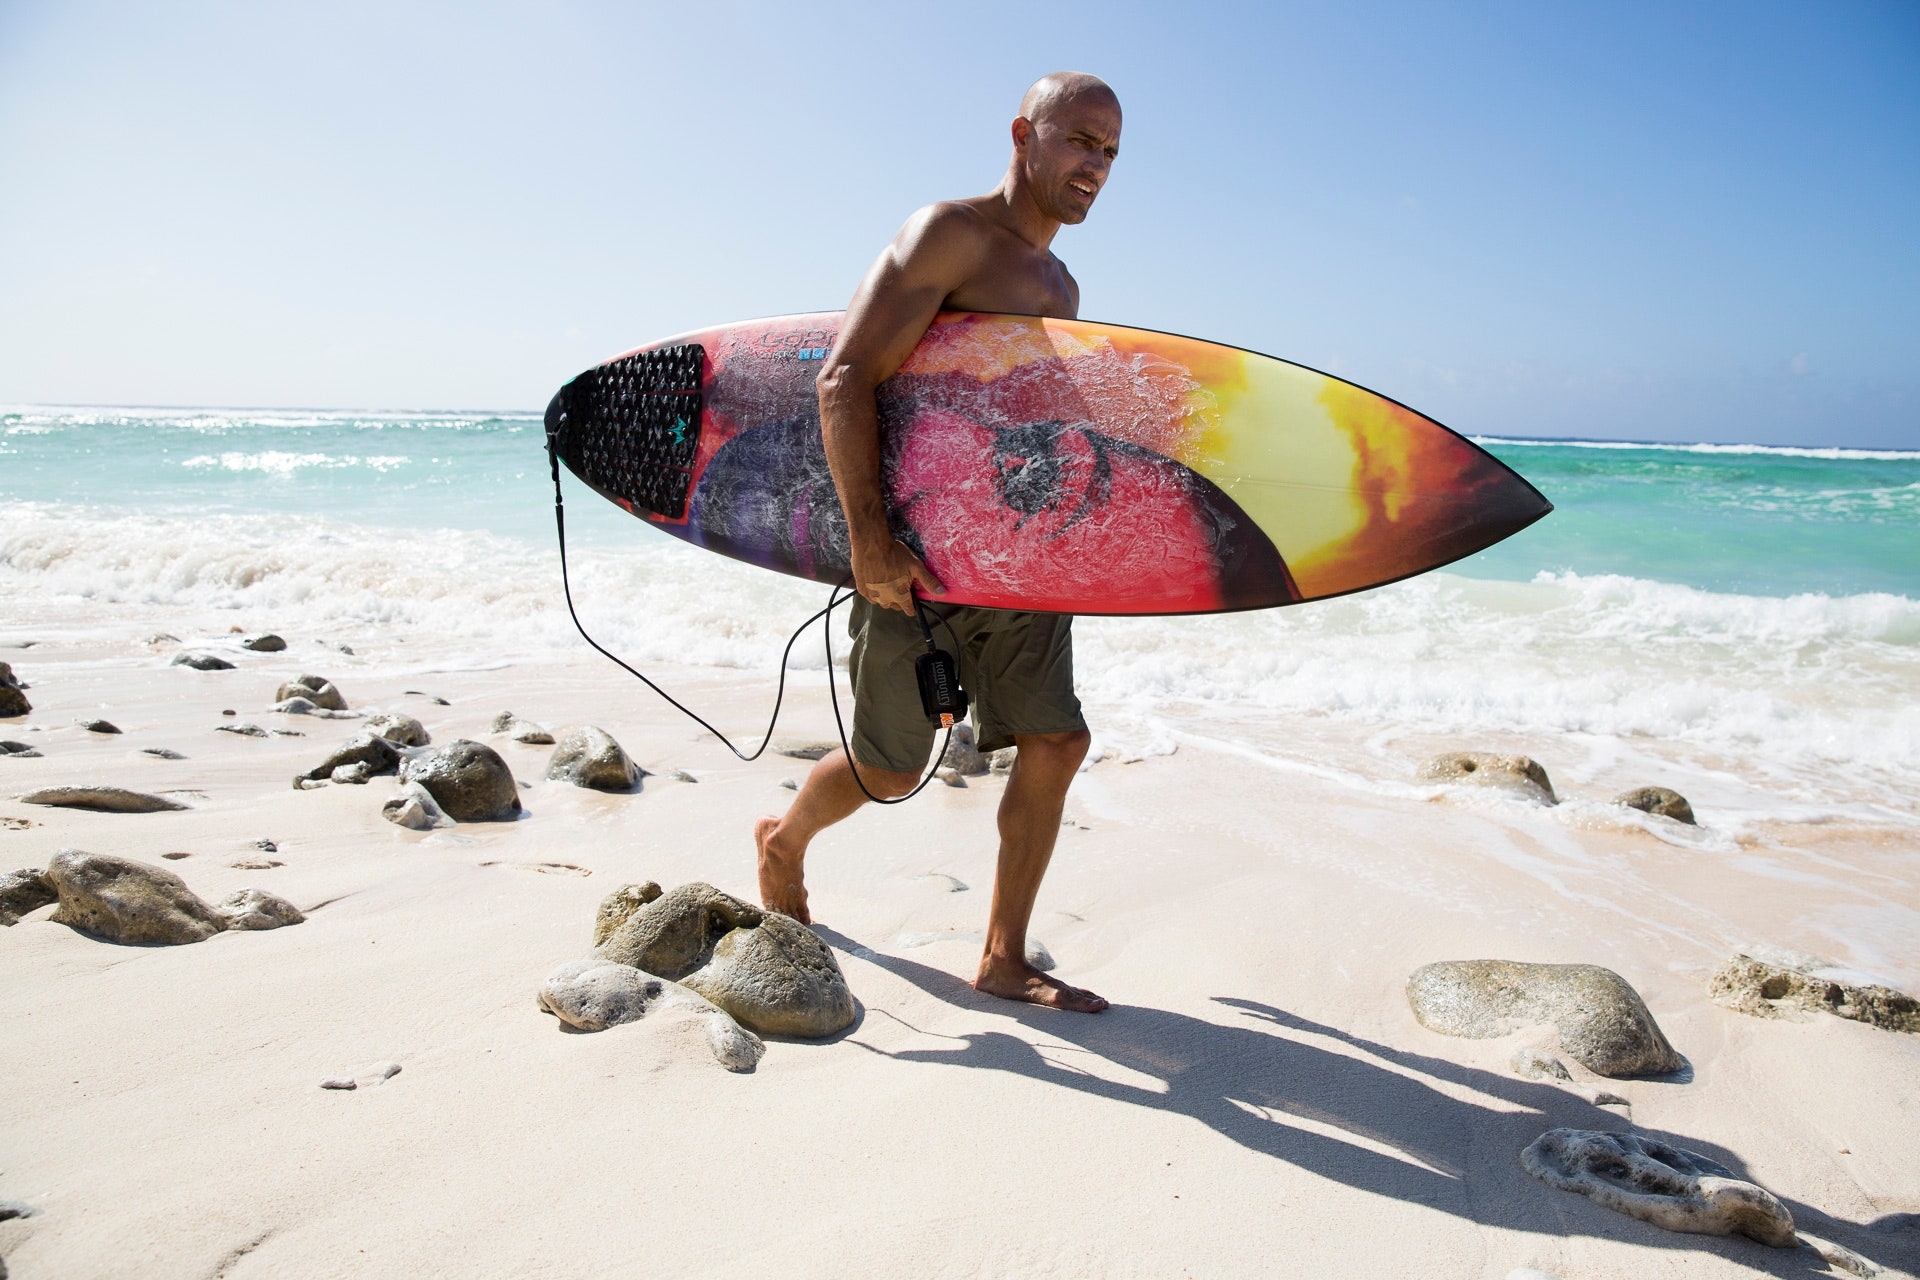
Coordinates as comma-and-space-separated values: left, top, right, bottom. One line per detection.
1010, 116, 1032, 150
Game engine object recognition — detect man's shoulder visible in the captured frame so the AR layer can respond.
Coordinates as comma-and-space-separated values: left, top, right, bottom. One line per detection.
896, 199, 1002, 256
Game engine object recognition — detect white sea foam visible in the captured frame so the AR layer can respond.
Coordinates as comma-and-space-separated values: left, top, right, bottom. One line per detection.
3, 503, 1915, 803
1474, 435, 1920, 462
180, 452, 412, 474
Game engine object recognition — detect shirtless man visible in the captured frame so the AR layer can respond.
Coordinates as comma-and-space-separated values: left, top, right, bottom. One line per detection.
754, 72, 1120, 1013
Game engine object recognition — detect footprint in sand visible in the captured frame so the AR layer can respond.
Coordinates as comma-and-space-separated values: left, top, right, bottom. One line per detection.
914, 872, 969, 892
479, 860, 591, 877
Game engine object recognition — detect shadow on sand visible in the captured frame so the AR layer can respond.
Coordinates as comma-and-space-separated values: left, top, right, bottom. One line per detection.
816, 926, 1916, 1277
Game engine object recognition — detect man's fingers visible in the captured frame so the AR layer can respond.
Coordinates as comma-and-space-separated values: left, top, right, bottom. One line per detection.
913, 561, 946, 597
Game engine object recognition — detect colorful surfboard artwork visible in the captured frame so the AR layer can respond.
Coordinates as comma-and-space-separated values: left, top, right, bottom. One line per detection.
544, 311, 1551, 615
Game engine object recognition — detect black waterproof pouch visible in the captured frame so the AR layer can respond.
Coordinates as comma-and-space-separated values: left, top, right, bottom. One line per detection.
915, 647, 968, 728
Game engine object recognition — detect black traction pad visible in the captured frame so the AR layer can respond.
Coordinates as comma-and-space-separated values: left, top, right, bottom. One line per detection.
547, 343, 704, 518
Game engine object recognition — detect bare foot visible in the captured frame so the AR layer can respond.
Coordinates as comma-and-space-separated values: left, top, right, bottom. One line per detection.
754, 816, 810, 924
975, 957, 1108, 1012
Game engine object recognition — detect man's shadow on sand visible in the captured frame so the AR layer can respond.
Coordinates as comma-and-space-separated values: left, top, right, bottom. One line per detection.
815, 926, 1916, 1276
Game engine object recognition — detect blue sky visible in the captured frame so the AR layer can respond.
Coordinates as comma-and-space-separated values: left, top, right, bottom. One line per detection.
1, 1, 1914, 446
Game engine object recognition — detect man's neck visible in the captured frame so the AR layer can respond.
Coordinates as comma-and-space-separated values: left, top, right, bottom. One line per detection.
983, 172, 1061, 253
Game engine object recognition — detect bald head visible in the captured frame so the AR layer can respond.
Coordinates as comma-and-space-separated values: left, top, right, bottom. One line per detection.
1004, 71, 1121, 227
1019, 72, 1120, 125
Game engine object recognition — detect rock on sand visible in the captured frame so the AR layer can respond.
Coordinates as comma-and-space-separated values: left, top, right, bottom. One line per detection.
1612, 786, 1696, 824
1709, 954, 1919, 1033
940, 723, 990, 775
538, 957, 767, 1071
0, 867, 57, 926
171, 652, 235, 671
365, 712, 430, 748
217, 887, 306, 930
1419, 752, 1556, 804
595, 882, 855, 1038
400, 739, 520, 822
240, 633, 286, 652
592, 881, 663, 946
0, 662, 30, 717
546, 725, 641, 792
772, 738, 836, 761
1407, 959, 1682, 1077
276, 674, 347, 711
20, 786, 189, 813
298, 732, 400, 784
489, 711, 554, 744
1521, 1127, 1796, 1247
381, 781, 455, 830
43, 850, 301, 944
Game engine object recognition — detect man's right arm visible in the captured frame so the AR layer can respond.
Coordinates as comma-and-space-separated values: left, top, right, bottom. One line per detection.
817, 204, 984, 614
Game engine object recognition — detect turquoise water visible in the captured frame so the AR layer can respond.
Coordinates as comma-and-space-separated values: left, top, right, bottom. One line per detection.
1466, 438, 1920, 597
2, 407, 1914, 598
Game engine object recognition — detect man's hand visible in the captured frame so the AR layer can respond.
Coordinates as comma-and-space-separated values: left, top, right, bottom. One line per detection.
852, 537, 945, 615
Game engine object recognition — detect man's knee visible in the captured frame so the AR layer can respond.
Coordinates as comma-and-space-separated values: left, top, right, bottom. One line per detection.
1012, 727, 1092, 770
847, 754, 922, 799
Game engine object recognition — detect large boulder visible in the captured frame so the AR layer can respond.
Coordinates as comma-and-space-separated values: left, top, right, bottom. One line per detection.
593, 881, 854, 1038
20, 786, 188, 813
276, 674, 347, 711
364, 712, 430, 748
1407, 960, 1682, 1077
400, 739, 519, 821
299, 732, 400, 783
1522, 1128, 1795, 1247
0, 868, 56, 926
44, 850, 228, 944
1419, 752, 1556, 804
681, 911, 858, 1039
546, 725, 641, 792
598, 882, 763, 977
1709, 954, 1919, 1034
0, 662, 30, 717
1613, 786, 1696, 825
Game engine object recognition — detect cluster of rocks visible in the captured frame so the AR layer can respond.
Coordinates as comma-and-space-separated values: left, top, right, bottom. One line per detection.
0, 851, 301, 942
1409, 951, 1917, 1259
538, 881, 856, 1071
1418, 752, 1696, 824
291, 709, 655, 829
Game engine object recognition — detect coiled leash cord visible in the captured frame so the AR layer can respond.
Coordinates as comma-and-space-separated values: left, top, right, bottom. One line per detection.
549, 446, 957, 804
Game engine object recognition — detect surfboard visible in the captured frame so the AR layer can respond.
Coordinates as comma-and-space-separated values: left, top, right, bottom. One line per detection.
545, 311, 1550, 615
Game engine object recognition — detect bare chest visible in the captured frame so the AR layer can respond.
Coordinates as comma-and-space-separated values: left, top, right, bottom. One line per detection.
943, 246, 1077, 320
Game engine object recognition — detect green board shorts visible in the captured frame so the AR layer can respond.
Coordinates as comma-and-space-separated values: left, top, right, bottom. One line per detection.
846, 598, 1087, 773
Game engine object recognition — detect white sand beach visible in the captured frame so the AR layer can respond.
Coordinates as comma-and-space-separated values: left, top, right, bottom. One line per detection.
2, 601, 1915, 1279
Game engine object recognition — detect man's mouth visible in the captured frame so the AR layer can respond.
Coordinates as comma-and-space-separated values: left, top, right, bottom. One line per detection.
1068, 180, 1096, 199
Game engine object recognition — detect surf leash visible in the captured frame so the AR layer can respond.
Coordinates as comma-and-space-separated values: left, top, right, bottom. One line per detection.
548, 442, 958, 802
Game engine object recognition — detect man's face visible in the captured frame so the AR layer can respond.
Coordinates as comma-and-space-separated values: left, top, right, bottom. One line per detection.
1018, 94, 1121, 225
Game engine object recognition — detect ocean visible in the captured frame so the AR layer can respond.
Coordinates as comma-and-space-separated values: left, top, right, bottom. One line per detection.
3, 405, 1917, 815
